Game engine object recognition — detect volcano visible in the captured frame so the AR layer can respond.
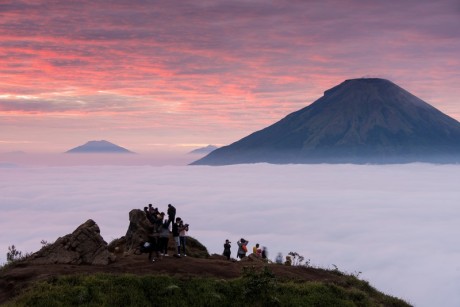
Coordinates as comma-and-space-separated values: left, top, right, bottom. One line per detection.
192, 78, 460, 165
65, 140, 134, 154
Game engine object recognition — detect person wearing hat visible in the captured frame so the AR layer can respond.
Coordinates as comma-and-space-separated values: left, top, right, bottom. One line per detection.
237, 238, 248, 259
223, 239, 231, 260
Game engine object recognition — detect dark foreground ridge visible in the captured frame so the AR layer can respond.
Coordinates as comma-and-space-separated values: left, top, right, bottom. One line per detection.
192, 78, 460, 165
0, 209, 411, 306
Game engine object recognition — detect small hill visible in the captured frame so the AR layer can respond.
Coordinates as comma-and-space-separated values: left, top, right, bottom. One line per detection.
192, 78, 460, 165
65, 140, 134, 154
0, 209, 410, 306
188, 145, 219, 155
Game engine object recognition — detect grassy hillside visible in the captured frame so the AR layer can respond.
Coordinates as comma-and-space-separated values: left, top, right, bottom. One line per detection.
4, 266, 410, 307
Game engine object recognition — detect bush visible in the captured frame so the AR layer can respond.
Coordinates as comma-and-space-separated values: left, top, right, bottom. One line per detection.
4, 272, 411, 307
6, 245, 22, 263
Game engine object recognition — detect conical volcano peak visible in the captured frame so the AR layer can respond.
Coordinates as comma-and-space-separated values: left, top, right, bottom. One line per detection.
192, 78, 460, 165
65, 140, 135, 154
329, 77, 393, 90
319, 77, 431, 111
324, 78, 393, 96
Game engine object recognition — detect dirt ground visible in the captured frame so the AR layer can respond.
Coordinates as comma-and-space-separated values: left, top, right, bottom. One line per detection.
0, 253, 341, 305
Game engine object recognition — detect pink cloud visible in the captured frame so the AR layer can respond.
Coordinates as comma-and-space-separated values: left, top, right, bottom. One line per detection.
1, 0, 459, 152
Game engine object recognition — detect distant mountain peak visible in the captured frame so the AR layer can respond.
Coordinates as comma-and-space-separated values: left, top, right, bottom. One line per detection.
65, 140, 135, 154
192, 78, 460, 165
189, 145, 219, 155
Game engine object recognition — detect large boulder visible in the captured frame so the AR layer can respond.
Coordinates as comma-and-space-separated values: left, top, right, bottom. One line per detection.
30, 219, 114, 265
111, 209, 210, 258
124, 209, 154, 252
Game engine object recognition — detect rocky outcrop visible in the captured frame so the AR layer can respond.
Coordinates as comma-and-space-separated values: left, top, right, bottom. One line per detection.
124, 209, 154, 252
110, 209, 209, 258
30, 219, 115, 265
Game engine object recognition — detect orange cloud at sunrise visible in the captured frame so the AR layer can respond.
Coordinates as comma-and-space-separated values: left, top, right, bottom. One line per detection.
1, 0, 459, 154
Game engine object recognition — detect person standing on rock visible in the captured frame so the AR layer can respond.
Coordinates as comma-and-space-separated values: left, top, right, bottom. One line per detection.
147, 233, 161, 262
167, 204, 176, 226
223, 239, 231, 260
159, 219, 170, 256
237, 238, 248, 259
148, 204, 155, 215
261, 246, 268, 260
179, 220, 189, 257
172, 217, 181, 256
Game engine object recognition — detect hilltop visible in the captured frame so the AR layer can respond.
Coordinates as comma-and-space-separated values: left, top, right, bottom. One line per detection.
192, 78, 460, 165
0, 210, 410, 306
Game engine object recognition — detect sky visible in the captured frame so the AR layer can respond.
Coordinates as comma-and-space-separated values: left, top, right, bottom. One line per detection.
1, 163, 460, 307
1, 0, 460, 154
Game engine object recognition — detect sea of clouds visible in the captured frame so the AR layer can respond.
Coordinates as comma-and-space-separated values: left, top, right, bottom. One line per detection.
1, 163, 460, 306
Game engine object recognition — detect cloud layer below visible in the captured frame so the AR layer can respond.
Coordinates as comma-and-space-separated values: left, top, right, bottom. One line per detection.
1, 163, 460, 306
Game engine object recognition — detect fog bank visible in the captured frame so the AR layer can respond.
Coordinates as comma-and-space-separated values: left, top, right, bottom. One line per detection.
1, 163, 459, 306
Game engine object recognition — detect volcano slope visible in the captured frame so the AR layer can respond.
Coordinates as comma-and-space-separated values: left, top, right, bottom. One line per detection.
192, 78, 460, 165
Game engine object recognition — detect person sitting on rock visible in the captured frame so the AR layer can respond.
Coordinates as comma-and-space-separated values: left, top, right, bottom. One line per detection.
144, 205, 156, 225
275, 253, 283, 264
153, 207, 160, 220
285, 255, 292, 266
172, 217, 181, 256
223, 239, 231, 260
237, 238, 248, 259
252, 243, 262, 257
144, 207, 154, 223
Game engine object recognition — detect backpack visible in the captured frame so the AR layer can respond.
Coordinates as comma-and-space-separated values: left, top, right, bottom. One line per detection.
139, 241, 151, 253
242, 245, 248, 253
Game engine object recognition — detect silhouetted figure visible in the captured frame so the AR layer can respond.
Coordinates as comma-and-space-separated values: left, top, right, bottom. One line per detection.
275, 253, 283, 264
261, 246, 268, 260
179, 220, 189, 256
223, 239, 231, 260
167, 204, 176, 226
148, 204, 155, 215
144, 206, 155, 225
147, 233, 161, 262
172, 217, 181, 256
237, 238, 248, 259
159, 220, 170, 256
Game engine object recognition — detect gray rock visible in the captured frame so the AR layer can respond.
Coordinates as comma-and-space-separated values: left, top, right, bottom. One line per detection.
31, 219, 114, 265
124, 209, 154, 252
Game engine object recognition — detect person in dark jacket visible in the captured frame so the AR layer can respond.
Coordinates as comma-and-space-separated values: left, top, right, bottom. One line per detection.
167, 204, 176, 226
172, 217, 181, 256
223, 239, 231, 260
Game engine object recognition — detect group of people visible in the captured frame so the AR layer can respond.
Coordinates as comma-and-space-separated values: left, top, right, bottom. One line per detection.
142, 203, 189, 262
223, 238, 268, 261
